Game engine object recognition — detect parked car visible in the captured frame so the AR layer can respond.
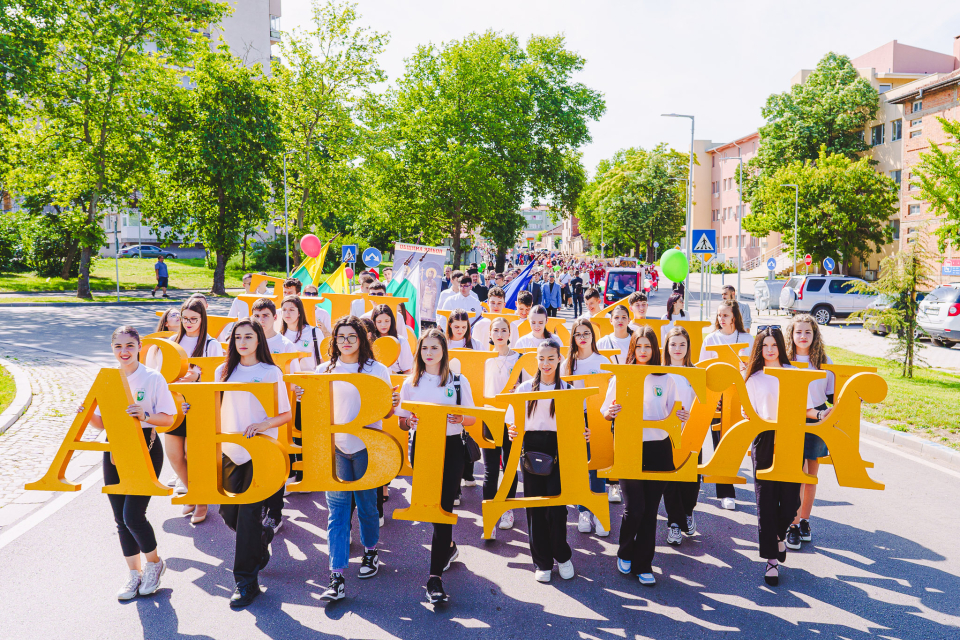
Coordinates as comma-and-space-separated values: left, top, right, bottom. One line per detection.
603, 268, 642, 306
863, 292, 928, 337
779, 275, 876, 325
755, 278, 787, 311
917, 284, 960, 348
118, 244, 178, 259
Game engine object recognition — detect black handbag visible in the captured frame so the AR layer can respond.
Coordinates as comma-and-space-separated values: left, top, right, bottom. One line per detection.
462, 432, 482, 464
521, 449, 556, 476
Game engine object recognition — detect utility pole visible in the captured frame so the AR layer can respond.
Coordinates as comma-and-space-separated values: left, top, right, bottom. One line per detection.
662, 114, 695, 313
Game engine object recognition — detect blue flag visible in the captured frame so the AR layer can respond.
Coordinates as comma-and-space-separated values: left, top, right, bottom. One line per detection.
503, 261, 536, 310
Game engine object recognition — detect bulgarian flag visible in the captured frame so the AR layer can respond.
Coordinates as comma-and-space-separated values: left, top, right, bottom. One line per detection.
387, 259, 420, 338
316, 262, 350, 316
291, 240, 332, 288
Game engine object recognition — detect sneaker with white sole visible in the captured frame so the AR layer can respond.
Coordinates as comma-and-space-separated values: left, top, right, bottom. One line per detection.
667, 524, 682, 546
721, 497, 736, 510
138, 559, 165, 596
558, 559, 575, 580
453, 495, 461, 507
174, 479, 187, 496
498, 510, 515, 530
426, 577, 448, 603
118, 570, 141, 600
638, 572, 656, 586
608, 485, 622, 503
320, 572, 346, 601
359, 549, 380, 579
617, 558, 631, 575
534, 568, 551, 583
578, 511, 592, 533
593, 514, 609, 538
799, 518, 812, 543
462, 479, 476, 487
443, 543, 459, 571
379, 516, 384, 527
685, 514, 697, 536
165, 476, 178, 488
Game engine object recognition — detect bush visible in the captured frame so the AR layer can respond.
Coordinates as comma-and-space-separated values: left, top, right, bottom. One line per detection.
0, 218, 29, 273
249, 236, 289, 271
17, 212, 87, 277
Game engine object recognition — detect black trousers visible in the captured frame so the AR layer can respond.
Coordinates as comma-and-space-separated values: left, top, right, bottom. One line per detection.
219, 456, 275, 587
663, 450, 703, 530
482, 423, 518, 501
572, 295, 583, 317
410, 432, 465, 577
546, 306, 558, 317
103, 430, 164, 557
522, 431, 572, 571
618, 438, 674, 574
752, 432, 801, 560
291, 402, 302, 481
711, 425, 736, 499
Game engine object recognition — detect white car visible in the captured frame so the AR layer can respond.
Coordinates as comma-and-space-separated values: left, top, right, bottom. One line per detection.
917, 284, 960, 348
779, 275, 876, 325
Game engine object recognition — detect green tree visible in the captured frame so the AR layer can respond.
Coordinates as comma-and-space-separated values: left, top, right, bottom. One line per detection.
913, 117, 960, 253
141, 47, 282, 294
2, 0, 226, 298
742, 148, 897, 274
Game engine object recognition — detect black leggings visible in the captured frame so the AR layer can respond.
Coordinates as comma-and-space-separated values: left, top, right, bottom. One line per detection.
522, 431, 572, 571
752, 432, 801, 560
103, 430, 164, 557
410, 432, 465, 577
482, 423, 518, 501
618, 438, 674, 574
663, 450, 703, 530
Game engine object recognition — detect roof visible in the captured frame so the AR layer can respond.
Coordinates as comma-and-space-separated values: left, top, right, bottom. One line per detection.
888, 68, 960, 104
542, 224, 564, 235
707, 131, 760, 154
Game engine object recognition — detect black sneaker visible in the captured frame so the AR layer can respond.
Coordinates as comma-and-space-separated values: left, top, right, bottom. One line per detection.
799, 519, 812, 543
444, 542, 459, 571
785, 524, 801, 550
320, 573, 345, 601
359, 549, 380, 579
259, 525, 274, 571
229, 583, 261, 609
425, 576, 448, 604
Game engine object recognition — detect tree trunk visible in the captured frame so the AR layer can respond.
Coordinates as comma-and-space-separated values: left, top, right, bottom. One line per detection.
241, 230, 248, 270
61, 239, 80, 280
496, 245, 507, 273
212, 251, 228, 295
76, 246, 93, 299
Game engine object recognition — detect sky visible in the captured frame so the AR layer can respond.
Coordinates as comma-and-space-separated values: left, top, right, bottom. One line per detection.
279, 0, 960, 177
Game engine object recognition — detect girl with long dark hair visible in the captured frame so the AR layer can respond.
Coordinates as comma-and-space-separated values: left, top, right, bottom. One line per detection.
514, 305, 553, 349
597, 305, 633, 364
445, 308, 481, 350
372, 304, 414, 374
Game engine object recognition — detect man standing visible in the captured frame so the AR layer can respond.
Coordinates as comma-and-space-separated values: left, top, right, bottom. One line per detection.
526, 270, 543, 306
558, 266, 572, 308
469, 269, 488, 302
722, 285, 752, 331
152, 255, 169, 298
440, 266, 453, 292
570, 270, 584, 317
440, 276, 483, 316
542, 273, 561, 317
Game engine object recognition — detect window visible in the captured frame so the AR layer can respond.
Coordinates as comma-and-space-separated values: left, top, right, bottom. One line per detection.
910, 130, 922, 138
805, 279, 825, 293
910, 118, 922, 127
879, 83, 892, 93
828, 280, 855, 294
913, 100, 923, 113
890, 219, 900, 240
857, 130, 864, 143
890, 169, 901, 185
871, 124, 885, 146
909, 181, 920, 191
891, 119, 902, 141
712, 155, 715, 167
909, 204, 921, 215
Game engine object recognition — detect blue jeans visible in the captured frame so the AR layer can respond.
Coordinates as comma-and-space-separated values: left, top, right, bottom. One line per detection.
326, 448, 380, 572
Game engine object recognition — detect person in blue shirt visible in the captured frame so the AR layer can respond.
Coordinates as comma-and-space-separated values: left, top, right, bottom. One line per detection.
527, 271, 543, 306
542, 273, 562, 317
152, 256, 170, 299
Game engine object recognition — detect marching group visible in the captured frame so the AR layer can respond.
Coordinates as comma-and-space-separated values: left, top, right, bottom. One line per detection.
81, 266, 837, 610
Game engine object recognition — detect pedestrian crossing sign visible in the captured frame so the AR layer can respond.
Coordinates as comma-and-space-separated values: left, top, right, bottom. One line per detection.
692, 229, 716, 254
341, 244, 358, 263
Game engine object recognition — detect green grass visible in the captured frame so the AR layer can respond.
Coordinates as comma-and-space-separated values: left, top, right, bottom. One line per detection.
0, 364, 14, 414
0, 259, 286, 293
830, 347, 960, 450
0, 295, 166, 303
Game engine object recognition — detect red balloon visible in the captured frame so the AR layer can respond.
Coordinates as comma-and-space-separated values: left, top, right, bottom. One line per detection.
345, 267, 354, 279
300, 234, 322, 258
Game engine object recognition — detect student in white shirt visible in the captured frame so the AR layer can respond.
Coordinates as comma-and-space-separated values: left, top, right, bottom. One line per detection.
316, 316, 400, 602
660, 292, 686, 343
441, 276, 483, 316
506, 339, 578, 584
784, 313, 836, 550
227, 273, 254, 319
145, 308, 181, 370
601, 326, 685, 587
597, 304, 633, 365
742, 326, 801, 588
445, 309, 482, 350
371, 304, 414, 374
156, 297, 224, 524
214, 319, 292, 609
563, 318, 611, 538
77, 326, 177, 601
396, 329, 477, 605
509, 290, 534, 345
579, 287, 603, 319
626, 291, 649, 333
700, 299, 754, 511
437, 271, 466, 310
302, 285, 333, 337
660, 326, 700, 546
514, 305, 553, 349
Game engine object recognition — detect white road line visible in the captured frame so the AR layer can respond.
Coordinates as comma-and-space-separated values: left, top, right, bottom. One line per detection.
861, 437, 960, 480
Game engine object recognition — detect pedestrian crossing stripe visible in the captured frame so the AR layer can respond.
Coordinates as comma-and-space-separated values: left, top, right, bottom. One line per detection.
693, 234, 715, 252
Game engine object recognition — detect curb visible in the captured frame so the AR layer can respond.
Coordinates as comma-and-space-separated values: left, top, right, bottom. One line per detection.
0, 300, 181, 308
861, 419, 960, 469
0, 358, 33, 436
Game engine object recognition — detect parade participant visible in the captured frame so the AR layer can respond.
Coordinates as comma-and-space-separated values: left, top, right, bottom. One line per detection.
283, 278, 301, 297
396, 329, 476, 604
350, 274, 377, 317
571, 270, 585, 317
580, 287, 603, 319
441, 274, 483, 317
441, 266, 453, 292
228, 273, 254, 318
509, 290, 534, 345
627, 292, 649, 332
742, 326, 802, 587
515, 305, 553, 349
542, 273, 562, 317
597, 305, 633, 364
446, 309, 482, 350
438, 271, 465, 309
507, 339, 577, 583
526, 270, 543, 307
317, 316, 399, 601
660, 326, 699, 545
601, 326, 682, 586
660, 293, 686, 342
482, 317, 524, 532
78, 326, 177, 600
563, 319, 611, 538
302, 285, 332, 337
215, 319, 292, 608
280, 295, 323, 484
372, 304, 414, 374
145, 308, 180, 371
784, 314, 835, 549
470, 269, 488, 302
722, 285, 752, 332
700, 300, 754, 510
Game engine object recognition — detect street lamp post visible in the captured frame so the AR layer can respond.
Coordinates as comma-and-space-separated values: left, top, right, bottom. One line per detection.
662, 114, 694, 313
282, 149, 298, 278
719, 154, 743, 299
783, 184, 799, 276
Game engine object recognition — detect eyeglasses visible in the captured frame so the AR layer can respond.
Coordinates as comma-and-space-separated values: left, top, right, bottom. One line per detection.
303, 291, 318, 297
181, 316, 201, 324
573, 332, 593, 340
755, 325, 783, 334
335, 334, 359, 345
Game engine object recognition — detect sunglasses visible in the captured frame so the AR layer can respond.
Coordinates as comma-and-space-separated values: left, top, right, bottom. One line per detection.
755, 325, 783, 334
303, 291, 318, 297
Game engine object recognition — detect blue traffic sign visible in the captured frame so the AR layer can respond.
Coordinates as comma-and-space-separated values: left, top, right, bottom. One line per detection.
691, 229, 717, 254
823, 257, 836, 272
341, 244, 358, 263
766, 258, 777, 271
362, 247, 382, 268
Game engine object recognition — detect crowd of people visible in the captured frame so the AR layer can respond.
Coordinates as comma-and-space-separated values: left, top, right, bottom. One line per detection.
83, 261, 836, 611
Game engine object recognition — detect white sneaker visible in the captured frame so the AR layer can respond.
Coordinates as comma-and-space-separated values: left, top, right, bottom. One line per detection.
138, 559, 165, 596
453, 496, 461, 506
379, 516, 384, 527
685, 514, 697, 536
638, 572, 656, 586
667, 524, 682, 546
118, 570, 141, 600
578, 511, 592, 533
608, 485, 622, 503
462, 479, 477, 487
174, 479, 187, 496
721, 498, 736, 510
498, 510, 515, 530
535, 568, 551, 583
558, 559, 575, 580
593, 514, 609, 538
165, 476, 178, 488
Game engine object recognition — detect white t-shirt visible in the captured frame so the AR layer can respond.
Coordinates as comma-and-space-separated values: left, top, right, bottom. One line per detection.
266, 332, 300, 373
700, 329, 754, 363
471, 317, 491, 351
383, 333, 415, 374
507, 380, 569, 432
509, 318, 528, 346
660, 312, 687, 342
668, 371, 696, 413
215, 361, 292, 465
515, 333, 552, 349
95, 364, 177, 428
151, 333, 224, 373
601, 374, 675, 441
396, 373, 475, 436
561, 352, 610, 383
317, 359, 393, 454
441, 293, 483, 317
484, 350, 524, 398
314, 307, 332, 334
350, 297, 367, 319
283, 326, 323, 372
794, 354, 835, 408
744, 366, 797, 421
228, 297, 249, 319
597, 334, 632, 363
449, 337, 482, 350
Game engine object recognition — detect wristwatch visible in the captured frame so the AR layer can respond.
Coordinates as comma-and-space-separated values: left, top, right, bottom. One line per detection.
144, 411, 151, 422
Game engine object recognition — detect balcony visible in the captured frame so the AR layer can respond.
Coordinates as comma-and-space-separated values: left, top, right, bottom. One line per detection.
270, 29, 281, 41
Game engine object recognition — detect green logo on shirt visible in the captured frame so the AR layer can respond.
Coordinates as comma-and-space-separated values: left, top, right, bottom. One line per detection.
303, 340, 310, 348
136, 389, 145, 402
253, 377, 262, 383
655, 386, 663, 397
446, 388, 454, 398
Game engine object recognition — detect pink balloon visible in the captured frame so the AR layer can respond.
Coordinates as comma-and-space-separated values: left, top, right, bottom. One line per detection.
345, 267, 354, 279
300, 234, 322, 258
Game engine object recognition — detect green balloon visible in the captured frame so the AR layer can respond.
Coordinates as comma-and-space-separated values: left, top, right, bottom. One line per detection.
660, 249, 689, 282
479, 262, 487, 272
553, 265, 561, 272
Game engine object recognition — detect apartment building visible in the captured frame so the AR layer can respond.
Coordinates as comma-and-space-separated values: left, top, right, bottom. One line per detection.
519, 205, 553, 248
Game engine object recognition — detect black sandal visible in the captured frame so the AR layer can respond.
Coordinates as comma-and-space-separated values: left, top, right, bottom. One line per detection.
764, 560, 780, 586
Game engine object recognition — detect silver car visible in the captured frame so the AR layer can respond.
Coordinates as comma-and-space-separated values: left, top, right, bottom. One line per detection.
779, 275, 876, 325
917, 284, 960, 348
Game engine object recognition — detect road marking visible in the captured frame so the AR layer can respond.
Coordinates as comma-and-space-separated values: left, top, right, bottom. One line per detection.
861, 437, 960, 480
